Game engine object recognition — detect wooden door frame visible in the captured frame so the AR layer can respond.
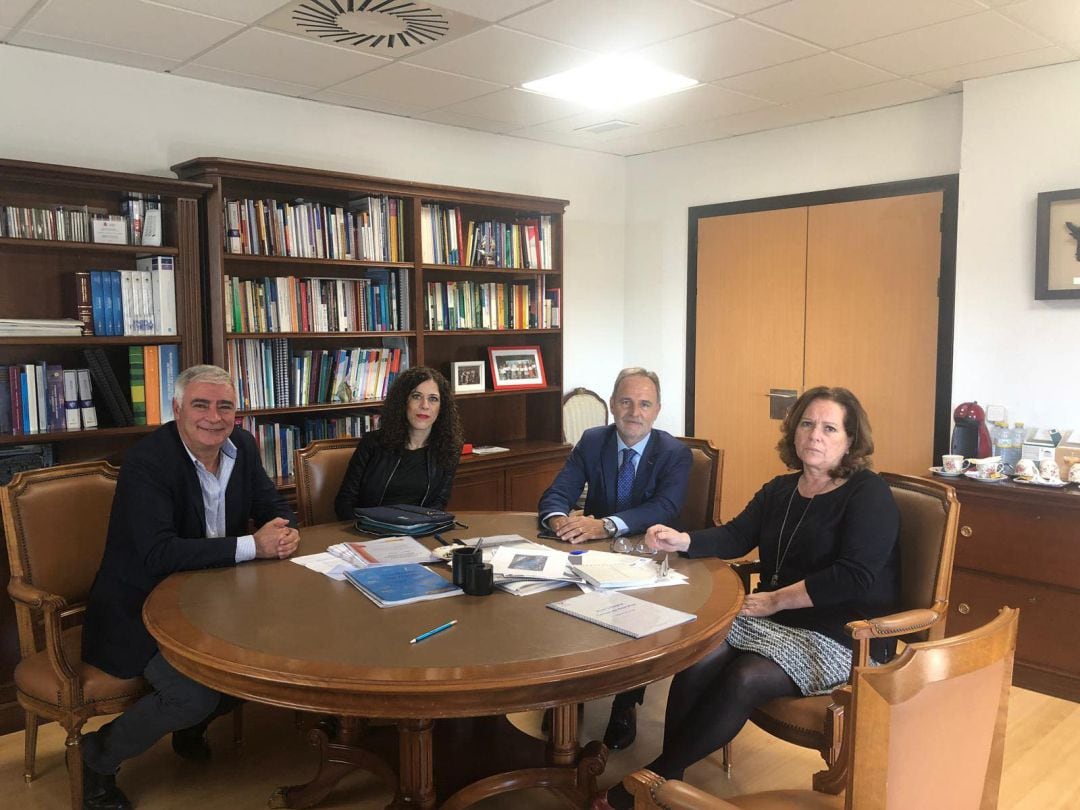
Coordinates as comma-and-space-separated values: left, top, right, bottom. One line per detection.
685, 174, 959, 463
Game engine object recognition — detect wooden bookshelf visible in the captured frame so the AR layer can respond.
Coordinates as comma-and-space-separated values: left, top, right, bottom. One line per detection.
174, 157, 570, 503
0, 158, 209, 733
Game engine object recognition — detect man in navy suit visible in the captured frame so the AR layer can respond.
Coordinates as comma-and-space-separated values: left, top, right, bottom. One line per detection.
80, 365, 299, 810
538, 367, 691, 750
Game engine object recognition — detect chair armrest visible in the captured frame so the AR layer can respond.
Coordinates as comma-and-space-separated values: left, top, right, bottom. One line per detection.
624, 770, 740, 810
8, 576, 80, 685
8, 576, 66, 612
846, 607, 942, 640
728, 559, 760, 592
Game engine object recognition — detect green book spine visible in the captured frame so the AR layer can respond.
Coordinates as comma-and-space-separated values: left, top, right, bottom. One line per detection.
128, 345, 146, 425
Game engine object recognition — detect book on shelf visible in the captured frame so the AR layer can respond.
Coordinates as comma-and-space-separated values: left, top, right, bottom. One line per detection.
1, 203, 98, 242
128, 346, 146, 425
76, 368, 98, 429
83, 348, 132, 427
62, 369, 81, 430
0, 318, 85, 337
45, 365, 65, 433
23, 365, 39, 434
68, 271, 94, 335
144, 346, 160, 425
547, 591, 696, 639
343, 563, 462, 608
0, 368, 11, 434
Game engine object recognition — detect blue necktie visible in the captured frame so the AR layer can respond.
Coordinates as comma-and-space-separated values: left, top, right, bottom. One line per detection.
616, 448, 637, 512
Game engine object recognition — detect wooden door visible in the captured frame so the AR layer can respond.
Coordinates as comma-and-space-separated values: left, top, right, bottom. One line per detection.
805, 193, 942, 477
694, 208, 807, 521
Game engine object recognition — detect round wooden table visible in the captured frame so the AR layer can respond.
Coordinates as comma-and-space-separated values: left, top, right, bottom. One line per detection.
143, 513, 743, 809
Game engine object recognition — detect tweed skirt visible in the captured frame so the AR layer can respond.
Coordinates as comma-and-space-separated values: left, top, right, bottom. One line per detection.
725, 615, 852, 696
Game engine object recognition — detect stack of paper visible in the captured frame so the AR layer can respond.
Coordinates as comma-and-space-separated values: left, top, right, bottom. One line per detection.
328, 536, 439, 568
344, 564, 462, 607
548, 591, 696, 638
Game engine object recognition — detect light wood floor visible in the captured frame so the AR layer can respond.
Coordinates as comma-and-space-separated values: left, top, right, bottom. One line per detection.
1, 678, 1076, 809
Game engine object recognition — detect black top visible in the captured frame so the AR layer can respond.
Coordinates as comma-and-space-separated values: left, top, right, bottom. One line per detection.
334, 430, 459, 519
687, 469, 901, 660
82, 423, 294, 678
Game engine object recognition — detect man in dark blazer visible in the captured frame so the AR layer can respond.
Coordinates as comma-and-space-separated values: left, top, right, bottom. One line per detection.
538, 367, 691, 751
80, 365, 298, 810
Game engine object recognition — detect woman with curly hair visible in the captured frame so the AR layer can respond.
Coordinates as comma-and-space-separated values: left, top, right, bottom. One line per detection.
596, 386, 900, 810
334, 366, 463, 518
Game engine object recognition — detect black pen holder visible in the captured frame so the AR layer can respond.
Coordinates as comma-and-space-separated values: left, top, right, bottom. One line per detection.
451, 547, 482, 586
463, 563, 494, 596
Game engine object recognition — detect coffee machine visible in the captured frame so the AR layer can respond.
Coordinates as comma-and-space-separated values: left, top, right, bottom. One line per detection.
951, 401, 992, 458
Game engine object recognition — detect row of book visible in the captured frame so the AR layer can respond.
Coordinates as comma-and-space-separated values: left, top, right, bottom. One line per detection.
74, 257, 177, 336
224, 269, 409, 334
126, 345, 180, 427
419, 204, 553, 270
224, 195, 405, 262
425, 279, 561, 330
0, 363, 96, 435
1, 194, 161, 246
239, 413, 380, 481
228, 339, 409, 411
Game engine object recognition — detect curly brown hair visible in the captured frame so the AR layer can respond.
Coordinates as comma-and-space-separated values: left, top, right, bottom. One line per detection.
776, 386, 874, 479
379, 366, 463, 468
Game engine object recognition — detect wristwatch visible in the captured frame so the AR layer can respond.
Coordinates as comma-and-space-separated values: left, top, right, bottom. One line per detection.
601, 518, 617, 538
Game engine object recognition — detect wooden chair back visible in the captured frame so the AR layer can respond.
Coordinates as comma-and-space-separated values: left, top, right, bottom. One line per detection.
675, 437, 724, 530
562, 387, 607, 446
294, 437, 360, 526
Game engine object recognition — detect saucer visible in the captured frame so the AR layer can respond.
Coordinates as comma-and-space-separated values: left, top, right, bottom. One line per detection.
964, 471, 1008, 483
1013, 476, 1068, 488
929, 466, 965, 477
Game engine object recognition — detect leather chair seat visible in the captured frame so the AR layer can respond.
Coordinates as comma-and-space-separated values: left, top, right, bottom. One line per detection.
751, 695, 832, 746
14, 626, 146, 708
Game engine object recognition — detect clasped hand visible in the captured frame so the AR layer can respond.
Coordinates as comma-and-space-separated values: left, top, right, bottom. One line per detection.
550, 514, 605, 543
253, 517, 300, 559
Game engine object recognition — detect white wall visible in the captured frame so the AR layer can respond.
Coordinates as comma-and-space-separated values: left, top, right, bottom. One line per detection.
956, 61, 1080, 431
624, 95, 963, 433
0, 44, 627, 397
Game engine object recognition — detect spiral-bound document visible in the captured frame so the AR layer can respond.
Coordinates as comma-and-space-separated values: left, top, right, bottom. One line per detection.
547, 591, 696, 638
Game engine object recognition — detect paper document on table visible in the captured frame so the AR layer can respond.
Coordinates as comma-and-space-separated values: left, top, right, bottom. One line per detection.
344, 564, 462, 607
548, 591, 696, 638
456, 534, 533, 548
328, 536, 439, 568
490, 544, 574, 581
291, 552, 353, 581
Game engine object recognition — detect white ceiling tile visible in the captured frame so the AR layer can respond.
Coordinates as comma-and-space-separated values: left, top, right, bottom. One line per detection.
303, 88, 430, 117
436, 88, 586, 128
149, 0, 287, 24
613, 83, 772, 126
7, 31, 181, 71
434, 0, 550, 23
0, 27, 12, 41
325, 62, 501, 109
416, 108, 517, 134
174, 62, 319, 96
260, 0, 486, 56
717, 52, 894, 103
780, 78, 942, 120
195, 28, 388, 87
711, 103, 825, 136
639, 19, 822, 82
697, 0, 791, 14
914, 45, 1072, 90
508, 125, 607, 151
1002, 0, 1080, 43
603, 125, 715, 156
502, 0, 731, 52
403, 26, 588, 85
17, 0, 241, 61
841, 11, 1051, 75
749, 0, 985, 50
1, 0, 39, 29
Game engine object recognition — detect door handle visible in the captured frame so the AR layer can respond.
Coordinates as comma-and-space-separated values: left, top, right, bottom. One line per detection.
766, 389, 798, 420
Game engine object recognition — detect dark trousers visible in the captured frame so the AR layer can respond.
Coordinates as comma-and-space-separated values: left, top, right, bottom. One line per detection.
82, 652, 222, 775
611, 686, 646, 712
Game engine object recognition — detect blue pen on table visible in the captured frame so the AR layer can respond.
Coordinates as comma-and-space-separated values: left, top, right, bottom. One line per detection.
409, 619, 458, 644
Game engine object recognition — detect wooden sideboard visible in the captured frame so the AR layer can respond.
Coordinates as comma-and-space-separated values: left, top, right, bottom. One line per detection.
448, 442, 569, 512
943, 475, 1080, 701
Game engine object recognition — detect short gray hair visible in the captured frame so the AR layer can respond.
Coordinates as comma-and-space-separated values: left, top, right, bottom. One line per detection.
611, 367, 661, 405
173, 364, 236, 406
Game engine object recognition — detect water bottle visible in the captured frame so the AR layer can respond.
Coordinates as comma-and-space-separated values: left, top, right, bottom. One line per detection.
996, 422, 1023, 474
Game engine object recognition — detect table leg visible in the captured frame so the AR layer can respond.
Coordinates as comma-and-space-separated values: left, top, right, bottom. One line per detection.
269, 716, 396, 809
390, 718, 436, 810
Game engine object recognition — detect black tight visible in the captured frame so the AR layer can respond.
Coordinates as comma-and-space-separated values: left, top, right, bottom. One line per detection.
652, 641, 800, 781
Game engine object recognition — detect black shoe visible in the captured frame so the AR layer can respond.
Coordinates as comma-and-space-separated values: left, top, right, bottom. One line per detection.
603, 703, 637, 750
82, 760, 132, 810
171, 725, 211, 762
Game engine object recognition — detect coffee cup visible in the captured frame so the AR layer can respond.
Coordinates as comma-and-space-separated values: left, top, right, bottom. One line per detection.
971, 457, 1002, 478
1039, 459, 1060, 482
941, 454, 968, 474
451, 546, 482, 586
1069, 463, 1080, 484
1014, 458, 1038, 479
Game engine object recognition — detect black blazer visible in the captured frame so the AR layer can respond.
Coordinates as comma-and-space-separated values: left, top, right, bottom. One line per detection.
82, 423, 293, 678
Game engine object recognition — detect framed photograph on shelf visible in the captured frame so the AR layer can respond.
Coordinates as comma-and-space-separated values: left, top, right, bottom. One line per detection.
1035, 188, 1080, 299
488, 346, 547, 390
451, 360, 486, 394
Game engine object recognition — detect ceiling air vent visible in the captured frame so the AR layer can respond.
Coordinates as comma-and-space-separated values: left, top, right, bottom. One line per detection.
574, 120, 637, 135
290, 0, 449, 49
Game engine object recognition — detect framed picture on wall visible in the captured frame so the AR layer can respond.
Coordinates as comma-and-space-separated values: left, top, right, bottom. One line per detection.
488, 346, 547, 390
450, 360, 485, 394
1035, 188, 1080, 299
